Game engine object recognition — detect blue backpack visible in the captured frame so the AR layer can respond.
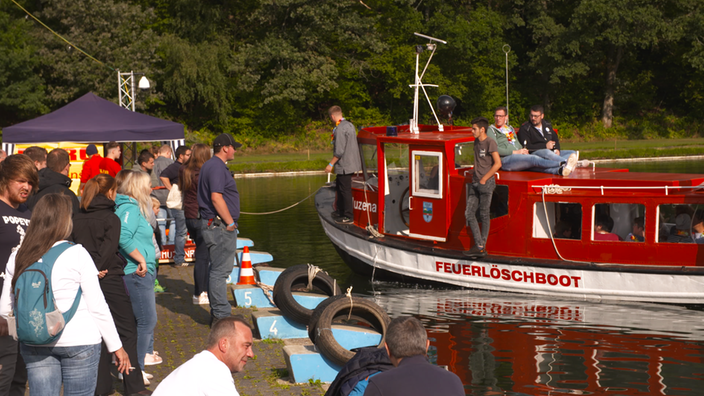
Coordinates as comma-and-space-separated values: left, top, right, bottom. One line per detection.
9, 242, 83, 345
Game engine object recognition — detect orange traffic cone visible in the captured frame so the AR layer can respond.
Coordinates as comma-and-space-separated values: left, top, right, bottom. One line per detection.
237, 246, 256, 285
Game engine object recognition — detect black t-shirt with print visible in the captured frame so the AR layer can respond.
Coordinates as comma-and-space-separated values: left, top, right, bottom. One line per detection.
0, 200, 31, 294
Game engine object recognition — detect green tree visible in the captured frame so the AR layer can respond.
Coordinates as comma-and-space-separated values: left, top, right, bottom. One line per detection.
0, 7, 48, 125
32, 0, 160, 108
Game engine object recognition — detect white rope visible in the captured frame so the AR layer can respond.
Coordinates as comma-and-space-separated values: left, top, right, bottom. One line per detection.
240, 187, 321, 215
345, 286, 354, 321
541, 187, 591, 265
306, 263, 322, 291
256, 282, 276, 305
364, 179, 383, 238
543, 184, 572, 194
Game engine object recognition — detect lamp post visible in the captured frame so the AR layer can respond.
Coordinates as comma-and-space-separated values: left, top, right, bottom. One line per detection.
117, 70, 150, 167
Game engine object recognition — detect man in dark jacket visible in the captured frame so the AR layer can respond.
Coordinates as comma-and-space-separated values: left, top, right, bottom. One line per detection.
363, 317, 464, 396
26, 148, 79, 213
517, 104, 577, 162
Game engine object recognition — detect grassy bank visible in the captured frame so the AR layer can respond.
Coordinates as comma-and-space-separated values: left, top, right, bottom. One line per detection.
228, 137, 704, 174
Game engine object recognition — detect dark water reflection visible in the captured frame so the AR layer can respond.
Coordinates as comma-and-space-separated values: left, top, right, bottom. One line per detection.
236, 161, 704, 395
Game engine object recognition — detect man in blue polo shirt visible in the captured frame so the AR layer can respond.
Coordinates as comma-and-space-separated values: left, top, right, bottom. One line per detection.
198, 134, 241, 324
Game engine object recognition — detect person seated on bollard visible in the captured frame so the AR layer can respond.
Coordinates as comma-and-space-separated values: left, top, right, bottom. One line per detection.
152, 316, 254, 396
363, 316, 464, 396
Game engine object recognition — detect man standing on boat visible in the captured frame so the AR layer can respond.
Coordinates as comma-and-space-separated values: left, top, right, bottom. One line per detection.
489, 106, 576, 176
198, 133, 242, 325
363, 316, 464, 396
518, 105, 578, 163
325, 106, 362, 225
464, 117, 501, 258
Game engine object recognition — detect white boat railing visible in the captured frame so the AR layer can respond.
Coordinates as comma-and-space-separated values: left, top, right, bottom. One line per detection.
534, 183, 704, 196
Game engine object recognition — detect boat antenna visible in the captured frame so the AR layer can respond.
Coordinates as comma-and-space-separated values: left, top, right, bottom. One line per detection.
410, 32, 447, 134
503, 44, 511, 123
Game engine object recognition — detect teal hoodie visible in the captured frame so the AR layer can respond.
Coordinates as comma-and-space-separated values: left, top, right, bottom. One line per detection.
114, 194, 157, 275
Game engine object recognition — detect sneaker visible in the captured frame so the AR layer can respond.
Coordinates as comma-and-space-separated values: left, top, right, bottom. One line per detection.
153, 280, 166, 293
335, 217, 354, 225
193, 292, 209, 305
142, 371, 150, 386
463, 246, 486, 258
144, 352, 162, 366
560, 165, 571, 177
143, 372, 154, 380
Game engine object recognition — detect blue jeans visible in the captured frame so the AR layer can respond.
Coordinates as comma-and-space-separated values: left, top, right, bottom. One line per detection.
187, 218, 211, 296
533, 148, 576, 162
157, 207, 175, 244
201, 219, 237, 321
168, 208, 187, 263
124, 271, 157, 370
21, 343, 100, 396
500, 154, 562, 175
465, 177, 496, 248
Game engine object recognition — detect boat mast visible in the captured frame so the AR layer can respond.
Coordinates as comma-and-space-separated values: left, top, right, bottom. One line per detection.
410, 33, 447, 134
503, 44, 511, 123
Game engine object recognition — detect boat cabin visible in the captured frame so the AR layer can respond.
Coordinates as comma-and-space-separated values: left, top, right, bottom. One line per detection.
349, 124, 704, 268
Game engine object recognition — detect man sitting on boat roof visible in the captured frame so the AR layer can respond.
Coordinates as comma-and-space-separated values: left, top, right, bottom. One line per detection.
487, 106, 576, 176
517, 105, 588, 166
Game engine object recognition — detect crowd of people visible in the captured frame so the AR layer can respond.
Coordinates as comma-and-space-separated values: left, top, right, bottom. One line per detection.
0, 131, 244, 395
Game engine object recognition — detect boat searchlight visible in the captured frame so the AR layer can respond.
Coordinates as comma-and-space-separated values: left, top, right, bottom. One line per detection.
410, 33, 447, 134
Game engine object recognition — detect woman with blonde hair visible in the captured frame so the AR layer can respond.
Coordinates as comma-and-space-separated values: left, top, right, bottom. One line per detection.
71, 174, 149, 395
0, 194, 130, 395
115, 171, 160, 382
179, 143, 212, 304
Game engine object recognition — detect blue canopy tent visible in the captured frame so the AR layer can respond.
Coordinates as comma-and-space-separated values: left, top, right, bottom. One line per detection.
2, 92, 185, 156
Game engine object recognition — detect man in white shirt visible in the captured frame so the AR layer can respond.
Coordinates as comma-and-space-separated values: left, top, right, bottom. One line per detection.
153, 316, 254, 395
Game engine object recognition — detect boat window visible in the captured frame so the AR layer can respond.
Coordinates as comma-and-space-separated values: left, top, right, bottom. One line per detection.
533, 202, 582, 240
383, 143, 410, 234
412, 151, 443, 199
490, 185, 509, 219
454, 142, 474, 169
656, 204, 704, 243
360, 143, 378, 173
592, 203, 645, 242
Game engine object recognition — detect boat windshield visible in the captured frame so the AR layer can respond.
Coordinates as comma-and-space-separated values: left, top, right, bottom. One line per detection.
454, 142, 474, 168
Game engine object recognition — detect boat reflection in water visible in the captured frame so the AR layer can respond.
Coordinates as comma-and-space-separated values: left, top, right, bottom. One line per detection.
370, 287, 704, 395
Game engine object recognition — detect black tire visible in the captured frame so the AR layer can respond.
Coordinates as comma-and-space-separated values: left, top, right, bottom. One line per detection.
273, 264, 342, 325
314, 296, 390, 366
308, 294, 347, 343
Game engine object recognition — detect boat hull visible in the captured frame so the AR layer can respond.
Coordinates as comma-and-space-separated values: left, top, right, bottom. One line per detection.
321, 219, 704, 303
315, 182, 704, 304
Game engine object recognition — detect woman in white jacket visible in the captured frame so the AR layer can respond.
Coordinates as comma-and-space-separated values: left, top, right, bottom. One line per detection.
0, 194, 130, 396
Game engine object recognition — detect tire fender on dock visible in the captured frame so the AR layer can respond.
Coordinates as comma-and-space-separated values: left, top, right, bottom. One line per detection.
273, 264, 341, 325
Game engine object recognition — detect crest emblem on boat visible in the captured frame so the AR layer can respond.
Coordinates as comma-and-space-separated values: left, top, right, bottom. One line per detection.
423, 201, 433, 222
